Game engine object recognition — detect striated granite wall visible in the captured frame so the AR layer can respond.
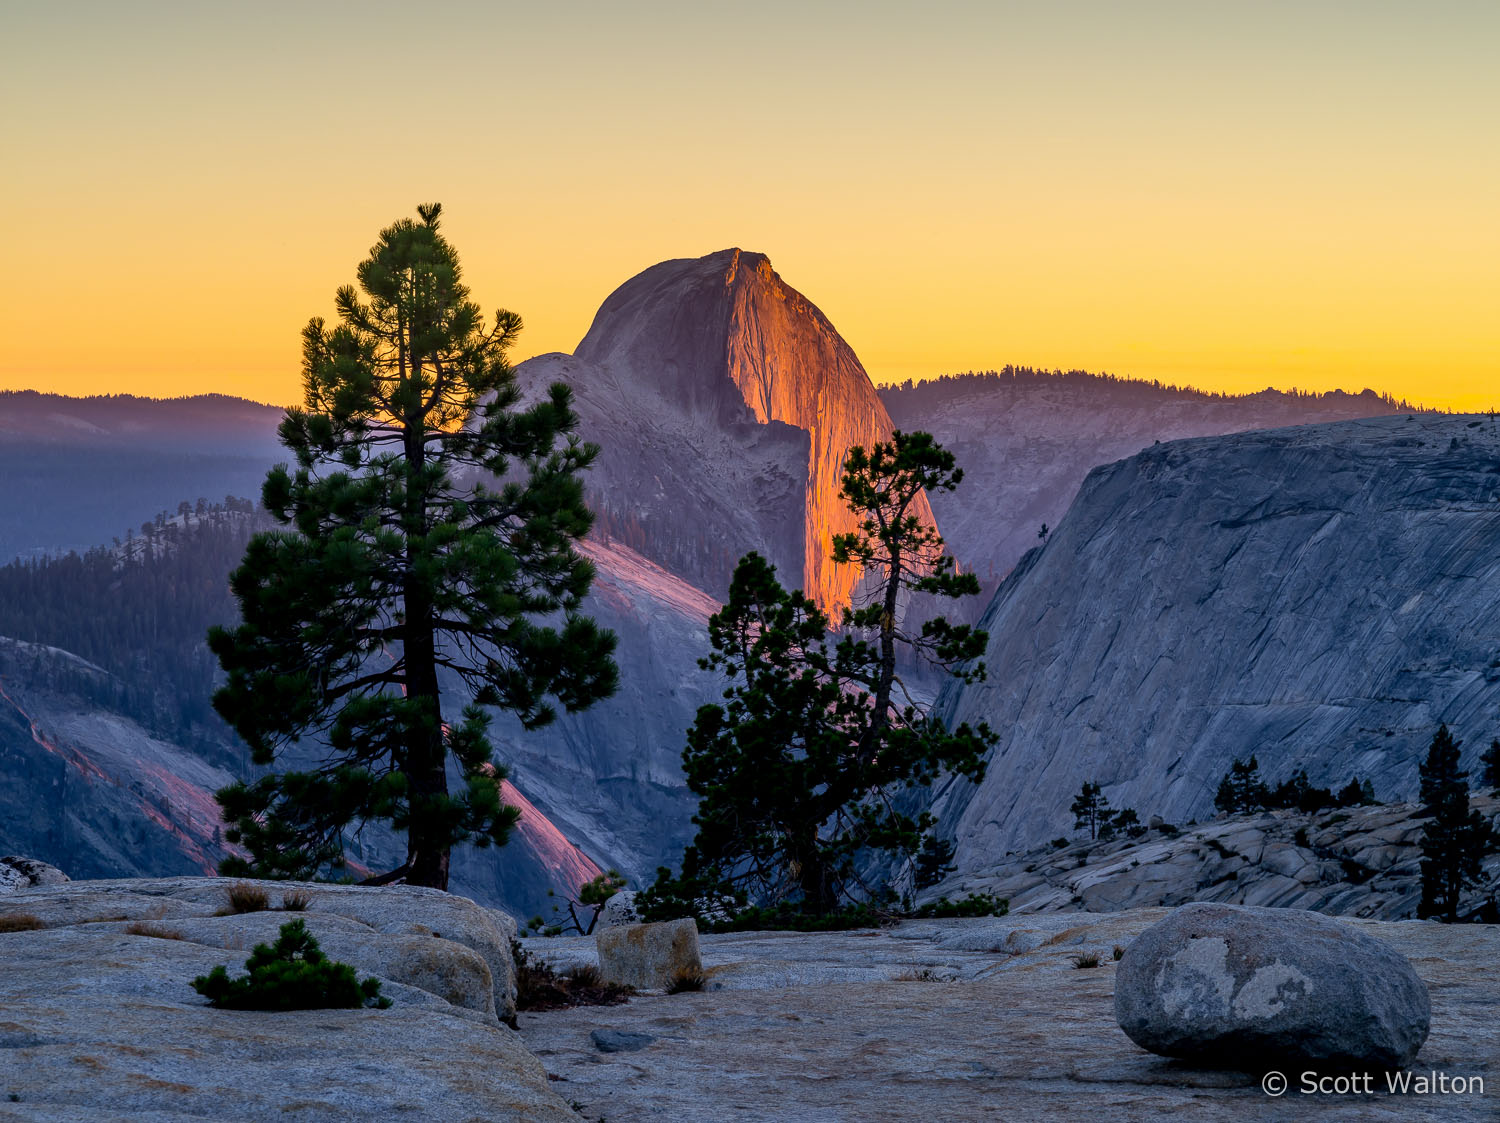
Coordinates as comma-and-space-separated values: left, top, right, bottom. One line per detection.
934, 412, 1500, 872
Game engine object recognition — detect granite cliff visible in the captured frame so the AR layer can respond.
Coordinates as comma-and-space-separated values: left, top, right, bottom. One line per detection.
932, 412, 1500, 872
519, 248, 935, 614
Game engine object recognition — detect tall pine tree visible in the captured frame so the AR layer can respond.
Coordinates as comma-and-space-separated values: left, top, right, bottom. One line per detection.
210, 204, 617, 890
1071, 781, 1111, 839
1416, 725, 1494, 922
642, 432, 995, 922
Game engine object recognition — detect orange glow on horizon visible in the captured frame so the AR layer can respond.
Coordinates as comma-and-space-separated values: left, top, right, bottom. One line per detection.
2, 3, 1494, 412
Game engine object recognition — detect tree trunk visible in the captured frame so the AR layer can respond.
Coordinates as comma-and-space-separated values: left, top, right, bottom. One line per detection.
401, 352, 451, 892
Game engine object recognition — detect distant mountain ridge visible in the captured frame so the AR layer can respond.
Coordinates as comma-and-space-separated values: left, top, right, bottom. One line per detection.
0, 391, 285, 562
880, 367, 1412, 590
0, 390, 284, 451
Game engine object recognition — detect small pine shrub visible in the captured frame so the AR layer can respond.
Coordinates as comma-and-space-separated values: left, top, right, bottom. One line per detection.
0, 913, 44, 933
192, 919, 390, 1010
907, 893, 1009, 919
701, 902, 889, 933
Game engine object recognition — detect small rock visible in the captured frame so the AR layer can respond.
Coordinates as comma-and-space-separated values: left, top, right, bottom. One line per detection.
596, 918, 702, 990
0, 856, 69, 895
1114, 902, 1430, 1069
598, 890, 641, 929
590, 1028, 656, 1053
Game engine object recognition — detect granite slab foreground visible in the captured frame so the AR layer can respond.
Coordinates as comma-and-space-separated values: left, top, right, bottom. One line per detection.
521, 910, 1498, 1122
0, 879, 574, 1122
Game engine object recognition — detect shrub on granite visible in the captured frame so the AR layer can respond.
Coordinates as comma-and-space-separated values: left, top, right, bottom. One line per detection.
192, 919, 391, 1010
512, 943, 634, 1011
666, 966, 707, 993
908, 892, 1008, 919
219, 883, 271, 915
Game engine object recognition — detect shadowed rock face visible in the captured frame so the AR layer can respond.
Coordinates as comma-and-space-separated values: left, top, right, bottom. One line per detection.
933, 412, 1500, 870
527, 248, 934, 615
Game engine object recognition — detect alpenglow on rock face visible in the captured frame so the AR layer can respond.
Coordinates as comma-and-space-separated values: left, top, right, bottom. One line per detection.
1114, 903, 1431, 1069
932, 413, 1500, 868
516, 248, 936, 616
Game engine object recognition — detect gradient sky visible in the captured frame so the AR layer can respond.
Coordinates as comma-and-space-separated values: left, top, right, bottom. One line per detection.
2, 1, 1496, 409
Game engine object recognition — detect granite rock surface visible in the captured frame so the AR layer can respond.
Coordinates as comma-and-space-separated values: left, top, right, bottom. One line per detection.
0, 876, 521, 1022
521, 910, 1497, 1121
1114, 903, 1430, 1068
0, 880, 572, 1122
933, 413, 1500, 868
927, 797, 1500, 921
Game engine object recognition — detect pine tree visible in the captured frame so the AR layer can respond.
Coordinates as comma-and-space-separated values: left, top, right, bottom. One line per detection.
209, 204, 617, 890
1416, 725, 1495, 922
642, 432, 995, 921
1214, 756, 1269, 814
1071, 781, 1111, 839
912, 835, 958, 891
1479, 738, 1500, 796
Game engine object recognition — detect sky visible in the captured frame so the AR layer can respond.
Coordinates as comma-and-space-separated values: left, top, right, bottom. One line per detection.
2, 1, 1496, 409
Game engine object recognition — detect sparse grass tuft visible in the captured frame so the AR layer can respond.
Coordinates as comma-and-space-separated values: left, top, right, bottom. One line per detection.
0, 913, 44, 933
513, 945, 635, 1011
1112, 944, 1126, 961
564, 964, 605, 989
666, 967, 707, 993
126, 921, 184, 941
894, 967, 942, 982
278, 891, 312, 912
218, 884, 271, 915
1070, 952, 1101, 969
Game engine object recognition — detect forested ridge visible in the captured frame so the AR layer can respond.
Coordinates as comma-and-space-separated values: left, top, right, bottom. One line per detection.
0, 498, 266, 758
879, 366, 1419, 413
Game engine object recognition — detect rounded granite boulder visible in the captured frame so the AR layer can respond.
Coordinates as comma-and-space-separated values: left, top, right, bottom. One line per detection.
1114, 902, 1430, 1069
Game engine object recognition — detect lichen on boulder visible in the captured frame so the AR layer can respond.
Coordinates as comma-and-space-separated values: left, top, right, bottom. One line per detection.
1113, 902, 1430, 1069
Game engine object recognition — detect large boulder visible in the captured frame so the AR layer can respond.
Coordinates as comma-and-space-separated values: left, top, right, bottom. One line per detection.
1114, 902, 1430, 1069
598, 890, 641, 929
0, 855, 69, 895
596, 918, 702, 990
